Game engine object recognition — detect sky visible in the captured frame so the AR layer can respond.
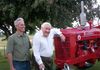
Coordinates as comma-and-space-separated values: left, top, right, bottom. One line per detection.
97, 0, 100, 5
93, 0, 100, 8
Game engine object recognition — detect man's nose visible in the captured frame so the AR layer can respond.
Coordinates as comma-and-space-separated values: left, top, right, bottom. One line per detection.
46, 29, 50, 32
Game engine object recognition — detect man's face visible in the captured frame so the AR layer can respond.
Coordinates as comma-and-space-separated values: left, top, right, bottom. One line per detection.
16, 20, 25, 32
42, 25, 51, 37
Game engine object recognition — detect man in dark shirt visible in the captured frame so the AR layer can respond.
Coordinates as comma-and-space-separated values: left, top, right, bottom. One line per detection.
6, 18, 31, 70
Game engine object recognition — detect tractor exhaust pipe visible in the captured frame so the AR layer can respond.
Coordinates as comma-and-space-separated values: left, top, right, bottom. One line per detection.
80, 1, 87, 29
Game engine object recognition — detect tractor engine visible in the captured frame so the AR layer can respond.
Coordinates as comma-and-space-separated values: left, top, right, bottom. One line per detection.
54, 26, 100, 69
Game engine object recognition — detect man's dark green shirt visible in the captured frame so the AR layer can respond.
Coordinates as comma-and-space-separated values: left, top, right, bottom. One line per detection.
6, 32, 31, 61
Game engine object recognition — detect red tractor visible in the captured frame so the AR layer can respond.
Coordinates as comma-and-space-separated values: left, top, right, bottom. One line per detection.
54, 22, 100, 70
54, 1, 100, 70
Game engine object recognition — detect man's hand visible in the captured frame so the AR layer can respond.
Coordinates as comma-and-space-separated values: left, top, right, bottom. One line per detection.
10, 66, 15, 70
39, 63, 45, 70
60, 34, 65, 42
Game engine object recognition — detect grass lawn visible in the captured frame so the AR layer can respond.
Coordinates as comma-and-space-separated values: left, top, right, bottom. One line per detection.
87, 61, 100, 70
0, 52, 10, 70
0, 37, 9, 69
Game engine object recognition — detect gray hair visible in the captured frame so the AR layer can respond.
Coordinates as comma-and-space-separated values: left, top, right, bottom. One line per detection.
14, 18, 24, 26
41, 22, 52, 28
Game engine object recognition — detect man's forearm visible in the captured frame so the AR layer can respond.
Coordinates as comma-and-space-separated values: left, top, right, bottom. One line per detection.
6, 53, 14, 69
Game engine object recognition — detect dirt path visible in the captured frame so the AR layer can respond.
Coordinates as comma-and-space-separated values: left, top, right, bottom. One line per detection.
0, 47, 5, 50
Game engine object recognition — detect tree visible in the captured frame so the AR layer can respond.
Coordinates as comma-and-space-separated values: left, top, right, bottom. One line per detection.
0, 0, 35, 38
47, 0, 98, 27
0, 0, 98, 38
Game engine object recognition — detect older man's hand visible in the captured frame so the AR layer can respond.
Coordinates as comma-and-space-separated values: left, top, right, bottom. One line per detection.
60, 33, 66, 42
39, 63, 45, 70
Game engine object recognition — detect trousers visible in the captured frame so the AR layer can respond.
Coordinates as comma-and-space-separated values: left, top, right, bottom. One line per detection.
13, 61, 31, 70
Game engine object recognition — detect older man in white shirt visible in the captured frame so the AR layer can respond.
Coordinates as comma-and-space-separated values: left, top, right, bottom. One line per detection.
32, 22, 65, 70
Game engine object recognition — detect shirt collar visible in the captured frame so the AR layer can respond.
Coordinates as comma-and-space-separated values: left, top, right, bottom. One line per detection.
16, 32, 25, 37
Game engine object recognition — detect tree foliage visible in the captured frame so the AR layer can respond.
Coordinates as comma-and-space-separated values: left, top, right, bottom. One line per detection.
0, 0, 99, 38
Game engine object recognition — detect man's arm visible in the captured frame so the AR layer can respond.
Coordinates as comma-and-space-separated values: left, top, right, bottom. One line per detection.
6, 53, 15, 70
32, 34, 45, 70
52, 28, 65, 42
6, 36, 15, 70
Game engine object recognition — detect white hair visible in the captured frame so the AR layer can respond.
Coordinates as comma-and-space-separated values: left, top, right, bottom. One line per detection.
41, 22, 52, 28
14, 18, 24, 26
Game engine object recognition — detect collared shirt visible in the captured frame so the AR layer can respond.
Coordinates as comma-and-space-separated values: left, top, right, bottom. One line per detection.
6, 32, 31, 61
32, 28, 62, 65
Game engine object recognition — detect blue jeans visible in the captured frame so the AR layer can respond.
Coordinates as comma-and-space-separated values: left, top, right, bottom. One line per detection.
13, 61, 31, 70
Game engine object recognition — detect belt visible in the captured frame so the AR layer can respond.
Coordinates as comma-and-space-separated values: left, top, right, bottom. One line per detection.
41, 56, 52, 61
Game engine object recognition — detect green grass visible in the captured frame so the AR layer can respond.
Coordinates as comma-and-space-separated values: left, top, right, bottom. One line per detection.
0, 37, 10, 70
87, 61, 100, 70
0, 52, 10, 70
